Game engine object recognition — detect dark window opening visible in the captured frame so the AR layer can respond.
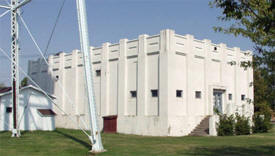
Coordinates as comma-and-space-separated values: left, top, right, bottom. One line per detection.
176, 90, 182, 97
130, 91, 137, 98
96, 70, 101, 76
6, 107, 12, 113
64, 66, 71, 69
151, 89, 158, 97
241, 94, 246, 101
56, 75, 59, 80
195, 91, 201, 99
228, 94, 232, 100
214, 47, 217, 51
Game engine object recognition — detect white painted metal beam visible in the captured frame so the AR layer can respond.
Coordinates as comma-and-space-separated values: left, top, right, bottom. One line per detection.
0, 5, 10, 9
76, 0, 105, 153
12, 0, 31, 10
0, 10, 9, 18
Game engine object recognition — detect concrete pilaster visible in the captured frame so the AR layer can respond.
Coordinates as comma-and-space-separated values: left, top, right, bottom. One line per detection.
160, 29, 175, 115
72, 50, 79, 115
203, 39, 211, 115
219, 43, 227, 114
220, 43, 227, 84
137, 35, 148, 116
118, 39, 128, 116
48, 55, 54, 95
185, 34, 194, 115
159, 30, 169, 117
59, 53, 65, 113
101, 43, 110, 116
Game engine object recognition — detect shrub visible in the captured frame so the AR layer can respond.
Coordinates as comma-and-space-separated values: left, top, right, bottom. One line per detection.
235, 113, 251, 135
253, 102, 272, 133
253, 113, 271, 133
217, 114, 234, 136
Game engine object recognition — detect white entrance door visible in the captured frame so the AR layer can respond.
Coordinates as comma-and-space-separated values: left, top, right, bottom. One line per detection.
213, 90, 223, 114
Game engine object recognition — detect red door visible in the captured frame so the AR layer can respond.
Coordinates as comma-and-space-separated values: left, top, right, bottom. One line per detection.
103, 116, 117, 133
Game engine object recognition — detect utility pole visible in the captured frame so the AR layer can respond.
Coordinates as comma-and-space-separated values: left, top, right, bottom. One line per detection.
0, 0, 31, 137
76, 0, 105, 153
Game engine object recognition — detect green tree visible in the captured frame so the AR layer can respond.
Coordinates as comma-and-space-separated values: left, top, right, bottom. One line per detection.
20, 77, 28, 87
210, 0, 275, 111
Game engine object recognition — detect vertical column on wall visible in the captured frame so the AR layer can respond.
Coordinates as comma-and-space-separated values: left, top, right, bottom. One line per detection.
101, 43, 110, 116
118, 39, 128, 116
159, 29, 175, 118
234, 47, 241, 114
90, 47, 101, 116
72, 50, 79, 115
137, 34, 148, 116
219, 43, 227, 113
185, 34, 194, 115
219, 44, 227, 84
59, 52, 66, 114
203, 39, 211, 115
48, 55, 54, 95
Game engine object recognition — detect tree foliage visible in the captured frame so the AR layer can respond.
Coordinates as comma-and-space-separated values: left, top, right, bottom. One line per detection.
20, 77, 28, 87
217, 114, 235, 136
210, 0, 275, 111
210, 0, 275, 47
235, 113, 251, 135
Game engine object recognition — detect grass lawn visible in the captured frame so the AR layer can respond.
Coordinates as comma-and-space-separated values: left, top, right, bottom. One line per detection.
0, 126, 274, 156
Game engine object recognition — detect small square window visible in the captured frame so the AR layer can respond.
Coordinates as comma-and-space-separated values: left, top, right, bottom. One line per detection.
176, 90, 182, 97
96, 70, 101, 76
130, 91, 137, 98
214, 47, 217, 51
55, 75, 59, 80
241, 94, 246, 101
228, 94, 232, 100
195, 91, 201, 99
6, 107, 12, 113
151, 90, 158, 97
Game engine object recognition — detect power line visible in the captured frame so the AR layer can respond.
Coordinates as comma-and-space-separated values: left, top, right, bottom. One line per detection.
43, 0, 67, 57
0, 47, 90, 138
18, 13, 90, 133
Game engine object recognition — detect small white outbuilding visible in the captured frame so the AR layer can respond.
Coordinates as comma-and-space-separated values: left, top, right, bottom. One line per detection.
0, 85, 56, 131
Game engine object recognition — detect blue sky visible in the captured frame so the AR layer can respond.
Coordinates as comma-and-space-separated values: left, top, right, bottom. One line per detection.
0, 0, 254, 85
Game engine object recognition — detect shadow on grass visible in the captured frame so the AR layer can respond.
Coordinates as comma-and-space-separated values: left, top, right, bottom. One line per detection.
55, 130, 91, 149
180, 145, 275, 156
0, 131, 10, 134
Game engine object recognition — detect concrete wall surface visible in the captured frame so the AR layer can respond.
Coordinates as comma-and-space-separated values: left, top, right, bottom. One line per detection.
28, 29, 253, 136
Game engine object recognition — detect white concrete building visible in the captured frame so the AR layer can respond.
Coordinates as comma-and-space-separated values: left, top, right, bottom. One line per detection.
0, 85, 56, 131
28, 29, 254, 136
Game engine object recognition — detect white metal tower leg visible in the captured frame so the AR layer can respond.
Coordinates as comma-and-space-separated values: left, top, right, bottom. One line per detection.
76, 0, 105, 153
10, 0, 20, 137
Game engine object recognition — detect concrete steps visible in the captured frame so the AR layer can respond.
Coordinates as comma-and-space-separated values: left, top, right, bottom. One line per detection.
189, 116, 210, 136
